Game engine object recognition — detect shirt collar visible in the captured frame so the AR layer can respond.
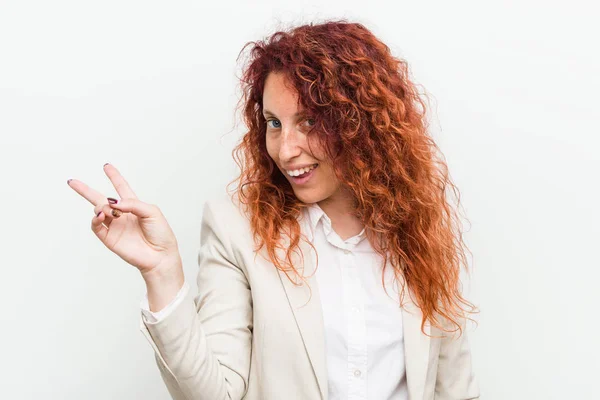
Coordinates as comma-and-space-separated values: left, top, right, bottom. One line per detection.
306, 202, 326, 237
303, 202, 367, 246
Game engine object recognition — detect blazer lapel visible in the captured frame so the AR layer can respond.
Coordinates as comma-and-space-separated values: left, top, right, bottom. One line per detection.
399, 273, 432, 400
276, 232, 328, 400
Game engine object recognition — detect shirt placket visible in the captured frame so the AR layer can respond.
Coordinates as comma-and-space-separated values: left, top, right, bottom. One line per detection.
341, 246, 368, 399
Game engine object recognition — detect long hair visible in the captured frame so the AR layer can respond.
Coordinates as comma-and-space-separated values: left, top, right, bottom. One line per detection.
227, 19, 478, 336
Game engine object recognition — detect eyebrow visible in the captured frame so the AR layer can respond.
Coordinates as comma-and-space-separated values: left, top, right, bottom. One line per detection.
262, 109, 305, 118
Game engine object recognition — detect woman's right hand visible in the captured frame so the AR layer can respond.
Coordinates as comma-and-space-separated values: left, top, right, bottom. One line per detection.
67, 163, 182, 279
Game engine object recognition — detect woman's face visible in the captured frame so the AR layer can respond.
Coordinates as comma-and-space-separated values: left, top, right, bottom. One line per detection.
263, 72, 341, 205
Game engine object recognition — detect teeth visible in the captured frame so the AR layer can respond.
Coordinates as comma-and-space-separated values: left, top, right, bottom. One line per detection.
287, 164, 317, 177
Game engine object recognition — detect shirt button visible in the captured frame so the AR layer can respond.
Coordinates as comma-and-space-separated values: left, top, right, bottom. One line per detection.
352, 306, 360, 313
343, 249, 350, 254
354, 369, 362, 377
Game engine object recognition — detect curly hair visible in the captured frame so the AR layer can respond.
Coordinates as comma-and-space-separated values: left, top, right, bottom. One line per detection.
226, 19, 478, 337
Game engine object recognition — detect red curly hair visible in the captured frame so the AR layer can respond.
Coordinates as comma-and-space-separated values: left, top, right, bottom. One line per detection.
227, 19, 478, 336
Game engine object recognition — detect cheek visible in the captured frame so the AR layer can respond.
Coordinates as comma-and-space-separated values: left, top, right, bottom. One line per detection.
307, 137, 328, 161
317, 163, 339, 188
321, 163, 337, 182
265, 138, 278, 161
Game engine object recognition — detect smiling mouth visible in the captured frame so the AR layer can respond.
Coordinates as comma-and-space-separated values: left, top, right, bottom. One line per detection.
284, 163, 316, 176
286, 164, 318, 184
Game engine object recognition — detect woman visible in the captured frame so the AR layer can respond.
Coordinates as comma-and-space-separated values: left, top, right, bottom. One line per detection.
68, 20, 480, 400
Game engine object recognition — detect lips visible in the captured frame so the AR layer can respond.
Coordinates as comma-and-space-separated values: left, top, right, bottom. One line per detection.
288, 164, 318, 185
284, 163, 319, 176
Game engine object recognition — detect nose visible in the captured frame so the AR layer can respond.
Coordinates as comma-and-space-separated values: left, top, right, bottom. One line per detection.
278, 126, 304, 164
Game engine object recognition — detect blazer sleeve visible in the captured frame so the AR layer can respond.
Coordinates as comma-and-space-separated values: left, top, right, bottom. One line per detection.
139, 199, 253, 400
434, 316, 481, 400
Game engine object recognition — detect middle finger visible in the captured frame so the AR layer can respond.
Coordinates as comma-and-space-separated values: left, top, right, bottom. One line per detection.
103, 163, 138, 200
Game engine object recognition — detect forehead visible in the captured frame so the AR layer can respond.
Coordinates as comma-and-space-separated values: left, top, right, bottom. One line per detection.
262, 72, 302, 116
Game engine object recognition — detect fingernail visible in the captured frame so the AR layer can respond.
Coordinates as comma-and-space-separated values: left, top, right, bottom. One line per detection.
96, 211, 102, 217
111, 209, 122, 218
104, 163, 110, 167
67, 179, 73, 184
107, 197, 118, 204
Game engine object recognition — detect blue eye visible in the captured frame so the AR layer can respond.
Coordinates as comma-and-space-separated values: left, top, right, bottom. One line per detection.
266, 119, 281, 129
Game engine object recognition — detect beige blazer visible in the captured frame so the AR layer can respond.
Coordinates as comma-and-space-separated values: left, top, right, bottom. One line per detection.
139, 193, 481, 400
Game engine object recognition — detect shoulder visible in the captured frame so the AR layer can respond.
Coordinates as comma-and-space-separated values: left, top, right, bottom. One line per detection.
202, 190, 252, 235
200, 191, 257, 269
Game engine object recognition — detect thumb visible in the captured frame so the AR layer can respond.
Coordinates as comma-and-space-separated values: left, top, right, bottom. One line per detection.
108, 198, 159, 219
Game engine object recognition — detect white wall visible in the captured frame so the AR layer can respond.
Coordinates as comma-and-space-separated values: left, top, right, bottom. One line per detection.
1, 1, 597, 398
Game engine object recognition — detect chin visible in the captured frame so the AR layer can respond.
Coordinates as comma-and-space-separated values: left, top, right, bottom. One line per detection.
292, 189, 332, 205
290, 189, 318, 204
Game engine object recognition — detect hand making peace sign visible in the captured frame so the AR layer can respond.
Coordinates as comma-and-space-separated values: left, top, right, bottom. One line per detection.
67, 163, 182, 278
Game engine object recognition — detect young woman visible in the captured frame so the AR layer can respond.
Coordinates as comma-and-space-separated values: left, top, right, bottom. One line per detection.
68, 20, 480, 400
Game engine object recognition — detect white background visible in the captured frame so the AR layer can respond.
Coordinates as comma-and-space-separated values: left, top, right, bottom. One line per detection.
1, 0, 598, 398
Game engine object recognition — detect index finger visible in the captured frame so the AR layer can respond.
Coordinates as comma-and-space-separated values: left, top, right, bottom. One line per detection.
67, 178, 109, 207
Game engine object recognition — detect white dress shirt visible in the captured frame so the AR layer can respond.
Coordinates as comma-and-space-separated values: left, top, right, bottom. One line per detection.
141, 202, 408, 400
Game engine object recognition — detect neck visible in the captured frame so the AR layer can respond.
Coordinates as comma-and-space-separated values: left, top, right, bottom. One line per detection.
317, 188, 364, 241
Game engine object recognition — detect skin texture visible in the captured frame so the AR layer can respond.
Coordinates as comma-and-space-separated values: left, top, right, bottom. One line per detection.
262, 72, 364, 240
